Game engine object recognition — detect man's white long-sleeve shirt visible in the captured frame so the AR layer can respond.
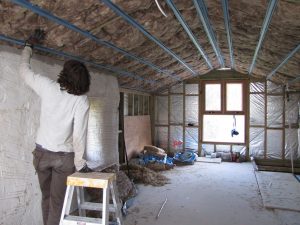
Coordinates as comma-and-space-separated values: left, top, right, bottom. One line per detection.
20, 46, 89, 170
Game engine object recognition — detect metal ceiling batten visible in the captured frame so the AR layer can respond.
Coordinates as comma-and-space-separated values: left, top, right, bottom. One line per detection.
101, 0, 198, 76
288, 76, 300, 85
221, 0, 234, 69
166, 0, 213, 69
10, 0, 180, 82
248, 0, 278, 74
267, 44, 300, 80
192, 0, 224, 67
0, 34, 157, 86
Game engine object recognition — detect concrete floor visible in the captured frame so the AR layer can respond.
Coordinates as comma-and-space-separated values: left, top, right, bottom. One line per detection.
123, 162, 300, 225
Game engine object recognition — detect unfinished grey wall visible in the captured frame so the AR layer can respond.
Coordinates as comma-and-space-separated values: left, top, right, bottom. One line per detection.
0, 45, 119, 225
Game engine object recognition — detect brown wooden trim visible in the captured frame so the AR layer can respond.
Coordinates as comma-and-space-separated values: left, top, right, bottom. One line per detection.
199, 82, 202, 156
266, 127, 285, 130
168, 93, 185, 96
156, 94, 169, 97
282, 86, 286, 160
167, 88, 171, 153
155, 124, 169, 127
150, 95, 155, 145
245, 79, 250, 159
250, 91, 265, 94
250, 125, 265, 128
185, 94, 199, 96
202, 141, 246, 145
264, 81, 267, 159
183, 83, 186, 151
266, 93, 284, 96
118, 92, 125, 163
170, 123, 184, 126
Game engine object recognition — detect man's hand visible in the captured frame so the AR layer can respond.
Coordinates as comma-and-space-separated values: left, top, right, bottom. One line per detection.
78, 164, 93, 173
25, 28, 46, 48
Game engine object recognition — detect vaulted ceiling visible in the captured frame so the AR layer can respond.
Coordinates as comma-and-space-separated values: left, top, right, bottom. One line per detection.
0, 0, 299, 93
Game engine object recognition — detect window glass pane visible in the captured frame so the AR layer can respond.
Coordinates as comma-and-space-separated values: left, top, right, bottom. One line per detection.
205, 84, 221, 111
226, 83, 243, 111
203, 115, 245, 143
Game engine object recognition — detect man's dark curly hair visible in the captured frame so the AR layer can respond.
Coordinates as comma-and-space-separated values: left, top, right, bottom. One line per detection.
57, 60, 90, 95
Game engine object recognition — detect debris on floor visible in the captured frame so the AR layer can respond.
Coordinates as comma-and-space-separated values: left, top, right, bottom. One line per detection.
86, 166, 137, 204
132, 145, 175, 171
120, 164, 170, 186
156, 196, 168, 219
196, 157, 222, 164
173, 150, 197, 165
144, 145, 167, 158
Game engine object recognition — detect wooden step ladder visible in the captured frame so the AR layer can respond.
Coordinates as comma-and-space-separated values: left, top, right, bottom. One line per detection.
59, 172, 122, 225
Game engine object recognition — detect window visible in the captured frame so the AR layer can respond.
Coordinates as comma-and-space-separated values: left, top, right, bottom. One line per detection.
202, 80, 247, 144
124, 93, 150, 116
226, 83, 243, 111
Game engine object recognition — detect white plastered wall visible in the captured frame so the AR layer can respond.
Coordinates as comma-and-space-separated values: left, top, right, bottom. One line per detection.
0, 45, 119, 225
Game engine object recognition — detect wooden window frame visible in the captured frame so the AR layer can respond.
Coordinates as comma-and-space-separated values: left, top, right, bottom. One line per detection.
202, 80, 247, 115
201, 80, 248, 145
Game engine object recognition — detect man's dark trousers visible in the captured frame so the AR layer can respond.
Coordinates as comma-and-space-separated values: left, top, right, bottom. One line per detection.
33, 147, 75, 225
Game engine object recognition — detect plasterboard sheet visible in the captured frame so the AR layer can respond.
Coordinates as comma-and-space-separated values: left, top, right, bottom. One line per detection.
255, 171, 300, 211
124, 115, 152, 159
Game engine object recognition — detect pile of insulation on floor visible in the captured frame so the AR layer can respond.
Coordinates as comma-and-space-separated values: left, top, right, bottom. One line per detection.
118, 145, 174, 187
86, 146, 172, 203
